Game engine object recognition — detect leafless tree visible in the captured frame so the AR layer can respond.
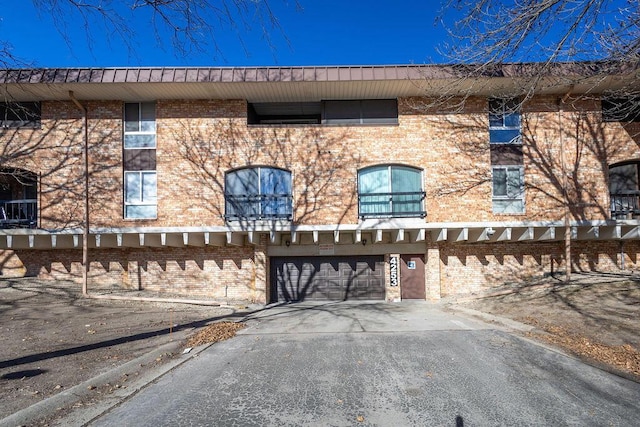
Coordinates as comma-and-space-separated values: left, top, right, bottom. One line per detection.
3, 0, 300, 65
440, 0, 639, 66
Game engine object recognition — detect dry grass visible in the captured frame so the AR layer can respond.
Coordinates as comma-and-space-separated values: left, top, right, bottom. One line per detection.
523, 317, 640, 379
186, 322, 245, 347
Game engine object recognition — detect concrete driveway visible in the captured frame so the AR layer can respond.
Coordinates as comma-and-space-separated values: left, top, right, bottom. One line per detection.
92, 301, 640, 426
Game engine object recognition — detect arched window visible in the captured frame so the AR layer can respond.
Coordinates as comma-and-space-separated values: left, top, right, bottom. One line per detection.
225, 167, 292, 220
357, 165, 425, 218
609, 161, 640, 218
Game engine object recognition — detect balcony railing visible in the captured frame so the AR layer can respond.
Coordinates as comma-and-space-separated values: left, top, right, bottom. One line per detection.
0, 199, 37, 228
358, 191, 426, 218
611, 192, 640, 219
225, 194, 293, 221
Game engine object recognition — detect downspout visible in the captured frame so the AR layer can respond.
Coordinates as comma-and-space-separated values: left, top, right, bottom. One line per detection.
69, 91, 89, 296
559, 87, 573, 283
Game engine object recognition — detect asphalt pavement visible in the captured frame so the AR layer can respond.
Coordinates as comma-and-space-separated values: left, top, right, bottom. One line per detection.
91, 301, 640, 426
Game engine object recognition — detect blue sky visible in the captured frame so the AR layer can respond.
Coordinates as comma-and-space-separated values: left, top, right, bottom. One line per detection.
0, 1, 631, 68
0, 1, 452, 67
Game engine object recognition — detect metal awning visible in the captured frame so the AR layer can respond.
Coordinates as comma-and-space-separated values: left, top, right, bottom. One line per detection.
0, 62, 637, 102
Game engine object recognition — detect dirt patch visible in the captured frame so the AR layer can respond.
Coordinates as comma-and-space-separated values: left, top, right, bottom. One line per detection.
457, 274, 640, 380
0, 278, 253, 423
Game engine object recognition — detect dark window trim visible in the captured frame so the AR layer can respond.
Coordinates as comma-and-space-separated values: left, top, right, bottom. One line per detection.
224, 166, 293, 221
247, 99, 398, 126
357, 164, 426, 219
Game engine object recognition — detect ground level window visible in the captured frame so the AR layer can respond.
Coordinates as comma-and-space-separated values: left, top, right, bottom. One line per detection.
492, 166, 524, 213
124, 171, 157, 219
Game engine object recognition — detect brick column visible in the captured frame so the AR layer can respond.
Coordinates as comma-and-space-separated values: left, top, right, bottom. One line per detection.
425, 243, 441, 300
252, 233, 268, 304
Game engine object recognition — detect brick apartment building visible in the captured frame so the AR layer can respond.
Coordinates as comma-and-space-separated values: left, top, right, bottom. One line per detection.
0, 62, 638, 304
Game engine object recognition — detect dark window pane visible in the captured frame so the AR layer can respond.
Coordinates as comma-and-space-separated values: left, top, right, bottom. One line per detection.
609, 163, 639, 193
602, 98, 640, 122
323, 100, 361, 124
140, 102, 156, 132
124, 103, 140, 132
0, 102, 41, 128
361, 99, 398, 124
248, 102, 321, 125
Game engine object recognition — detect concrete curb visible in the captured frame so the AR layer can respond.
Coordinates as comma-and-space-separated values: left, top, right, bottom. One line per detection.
448, 305, 536, 333
0, 339, 212, 427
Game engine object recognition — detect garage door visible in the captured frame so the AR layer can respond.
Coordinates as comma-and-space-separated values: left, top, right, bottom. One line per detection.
270, 256, 385, 302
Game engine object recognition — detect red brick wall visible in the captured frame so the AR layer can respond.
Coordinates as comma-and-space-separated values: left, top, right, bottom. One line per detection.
10, 243, 265, 304
2, 96, 634, 228
438, 240, 638, 297
1, 95, 640, 302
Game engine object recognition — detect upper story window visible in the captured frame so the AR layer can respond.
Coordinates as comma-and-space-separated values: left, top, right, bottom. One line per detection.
124, 102, 156, 148
248, 102, 321, 124
0, 102, 41, 128
0, 168, 38, 228
492, 166, 524, 214
489, 98, 521, 144
247, 99, 398, 125
124, 171, 157, 219
358, 165, 425, 219
323, 99, 398, 124
609, 161, 640, 218
225, 167, 293, 221
602, 98, 640, 122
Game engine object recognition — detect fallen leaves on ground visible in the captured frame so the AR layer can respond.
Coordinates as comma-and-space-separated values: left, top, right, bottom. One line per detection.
522, 317, 640, 378
186, 322, 245, 348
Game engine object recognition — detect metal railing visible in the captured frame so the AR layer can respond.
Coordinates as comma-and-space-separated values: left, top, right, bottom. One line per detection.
358, 191, 426, 218
0, 199, 37, 228
611, 192, 640, 219
225, 194, 293, 220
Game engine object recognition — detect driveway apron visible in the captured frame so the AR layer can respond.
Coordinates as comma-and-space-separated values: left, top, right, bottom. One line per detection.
92, 301, 640, 426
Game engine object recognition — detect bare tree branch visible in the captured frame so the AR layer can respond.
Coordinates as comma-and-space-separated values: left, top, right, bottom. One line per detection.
2, 0, 298, 66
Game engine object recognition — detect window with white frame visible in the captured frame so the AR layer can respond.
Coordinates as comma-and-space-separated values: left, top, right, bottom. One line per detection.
124, 102, 157, 219
124, 171, 157, 219
492, 166, 524, 213
124, 102, 156, 148
358, 165, 425, 218
489, 98, 521, 144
